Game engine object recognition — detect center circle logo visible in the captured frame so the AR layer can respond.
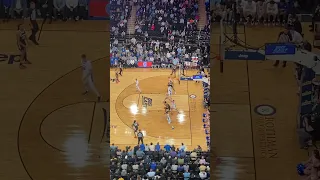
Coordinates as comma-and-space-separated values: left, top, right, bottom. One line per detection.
189, 94, 196, 99
254, 104, 276, 116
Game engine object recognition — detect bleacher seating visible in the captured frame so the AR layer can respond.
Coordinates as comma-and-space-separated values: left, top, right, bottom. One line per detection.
110, 144, 211, 179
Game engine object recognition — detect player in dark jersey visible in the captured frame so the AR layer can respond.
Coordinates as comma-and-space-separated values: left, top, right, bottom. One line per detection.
132, 120, 139, 138
119, 63, 123, 76
16, 24, 31, 69
170, 65, 177, 77
115, 71, 120, 83
164, 101, 171, 113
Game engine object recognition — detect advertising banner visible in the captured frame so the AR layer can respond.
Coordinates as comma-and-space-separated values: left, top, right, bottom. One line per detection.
265, 43, 296, 55
224, 50, 265, 60
88, 0, 110, 19
300, 68, 315, 115
137, 61, 153, 68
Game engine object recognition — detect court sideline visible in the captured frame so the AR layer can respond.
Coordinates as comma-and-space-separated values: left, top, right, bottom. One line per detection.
210, 24, 310, 180
0, 21, 109, 179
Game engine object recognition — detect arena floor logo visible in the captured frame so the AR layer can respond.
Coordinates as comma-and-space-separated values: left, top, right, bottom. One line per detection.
0, 53, 21, 64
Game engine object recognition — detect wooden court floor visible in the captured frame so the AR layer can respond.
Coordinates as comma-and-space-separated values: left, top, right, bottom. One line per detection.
210, 24, 312, 180
0, 19, 313, 180
0, 21, 109, 180
110, 69, 208, 151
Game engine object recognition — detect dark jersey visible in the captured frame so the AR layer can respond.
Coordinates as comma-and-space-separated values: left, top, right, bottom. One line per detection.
18, 30, 26, 50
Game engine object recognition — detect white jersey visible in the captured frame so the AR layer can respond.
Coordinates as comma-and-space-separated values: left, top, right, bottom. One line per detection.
256, 2, 266, 16
290, 30, 303, 44
171, 101, 176, 109
136, 80, 139, 87
82, 60, 92, 79
266, 3, 278, 14
168, 86, 173, 96
243, 1, 256, 13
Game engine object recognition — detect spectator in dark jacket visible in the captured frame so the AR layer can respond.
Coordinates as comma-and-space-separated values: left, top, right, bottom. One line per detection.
293, 15, 302, 36
310, 4, 320, 32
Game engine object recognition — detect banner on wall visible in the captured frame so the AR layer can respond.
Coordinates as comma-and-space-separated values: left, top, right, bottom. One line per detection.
89, 0, 110, 19
300, 68, 315, 115
137, 61, 153, 68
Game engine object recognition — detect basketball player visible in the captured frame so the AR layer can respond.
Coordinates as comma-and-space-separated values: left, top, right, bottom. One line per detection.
132, 120, 139, 138
164, 102, 171, 124
136, 79, 141, 93
256, 0, 266, 24
164, 101, 171, 113
115, 71, 120, 83
168, 78, 176, 94
168, 85, 173, 97
243, 0, 256, 25
119, 63, 123, 76
266, 0, 278, 26
16, 24, 31, 69
81, 54, 101, 101
170, 64, 177, 77
171, 99, 178, 113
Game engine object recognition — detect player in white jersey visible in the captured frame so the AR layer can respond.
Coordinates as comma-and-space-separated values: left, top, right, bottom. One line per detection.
168, 86, 173, 96
256, 0, 266, 24
171, 99, 179, 113
266, 0, 278, 25
243, 0, 256, 25
135, 79, 141, 93
81, 54, 101, 101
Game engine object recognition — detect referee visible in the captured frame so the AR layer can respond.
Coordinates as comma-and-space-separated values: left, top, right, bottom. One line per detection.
137, 130, 144, 145
29, 2, 39, 45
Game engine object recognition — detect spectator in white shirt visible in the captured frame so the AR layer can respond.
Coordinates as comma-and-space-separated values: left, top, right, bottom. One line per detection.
199, 172, 207, 179
180, 143, 186, 151
146, 169, 155, 178
149, 143, 155, 151
171, 164, 178, 171
145, 144, 149, 151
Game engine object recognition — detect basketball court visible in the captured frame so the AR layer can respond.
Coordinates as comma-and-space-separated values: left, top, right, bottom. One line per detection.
210, 24, 311, 180
110, 69, 208, 151
0, 19, 313, 180
0, 21, 109, 180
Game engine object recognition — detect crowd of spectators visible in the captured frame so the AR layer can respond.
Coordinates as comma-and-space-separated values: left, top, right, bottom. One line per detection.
203, 109, 210, 150
110, 143, 211, 180
211, 0, 312, 25
0, 0, 89, 21
110, 0, 210, 68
